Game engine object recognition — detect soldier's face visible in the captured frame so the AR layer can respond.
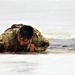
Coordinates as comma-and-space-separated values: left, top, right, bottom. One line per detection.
17, 36, 31, 46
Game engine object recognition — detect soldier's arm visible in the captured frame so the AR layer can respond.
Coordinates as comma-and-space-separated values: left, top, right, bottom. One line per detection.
0, 30, 15, 52
32, 28, 50, 52
0, 34, 6, 52
35, 36, 49, 51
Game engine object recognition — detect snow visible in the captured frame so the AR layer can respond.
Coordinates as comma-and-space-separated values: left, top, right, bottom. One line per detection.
42, 33, 75, 39
0, 51, 75, 75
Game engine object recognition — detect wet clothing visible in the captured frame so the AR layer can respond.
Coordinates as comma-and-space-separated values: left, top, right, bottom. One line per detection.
0, 24, 49, 53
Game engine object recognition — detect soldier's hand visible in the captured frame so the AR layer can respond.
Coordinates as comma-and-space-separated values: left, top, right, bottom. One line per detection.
29, 44, 35, 52
4, 42, 10, 50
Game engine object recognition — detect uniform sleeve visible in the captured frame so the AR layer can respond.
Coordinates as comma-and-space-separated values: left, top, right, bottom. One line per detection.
32, 28, 50, 52
0, 34, 5, 52
0, 33, 8, 52
0, 29, 16, 52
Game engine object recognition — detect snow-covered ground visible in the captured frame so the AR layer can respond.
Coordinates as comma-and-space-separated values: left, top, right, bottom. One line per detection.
0, 50, 75, 75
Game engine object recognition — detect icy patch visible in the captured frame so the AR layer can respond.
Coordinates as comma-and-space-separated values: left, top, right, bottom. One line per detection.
0, 53, 75, 75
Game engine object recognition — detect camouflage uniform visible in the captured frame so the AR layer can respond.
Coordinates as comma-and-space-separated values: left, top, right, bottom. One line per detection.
0, 24, 49, 53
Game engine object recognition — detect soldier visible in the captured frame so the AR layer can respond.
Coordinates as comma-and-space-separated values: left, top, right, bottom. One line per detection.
0, 24, 49, 53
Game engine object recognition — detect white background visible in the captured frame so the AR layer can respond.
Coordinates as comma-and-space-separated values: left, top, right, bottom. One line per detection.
0, 0, 75, 33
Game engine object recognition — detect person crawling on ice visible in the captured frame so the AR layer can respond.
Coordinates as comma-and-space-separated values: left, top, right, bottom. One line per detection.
0, 24, 49, 54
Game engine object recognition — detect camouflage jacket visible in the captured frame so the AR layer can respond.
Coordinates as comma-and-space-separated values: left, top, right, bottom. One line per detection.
0, 24, 49, 53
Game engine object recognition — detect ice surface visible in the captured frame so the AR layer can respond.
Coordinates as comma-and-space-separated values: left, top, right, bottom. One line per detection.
0, 52, 75, 75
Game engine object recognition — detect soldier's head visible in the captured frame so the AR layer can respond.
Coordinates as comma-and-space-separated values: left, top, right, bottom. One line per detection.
17, 25, 34, 46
